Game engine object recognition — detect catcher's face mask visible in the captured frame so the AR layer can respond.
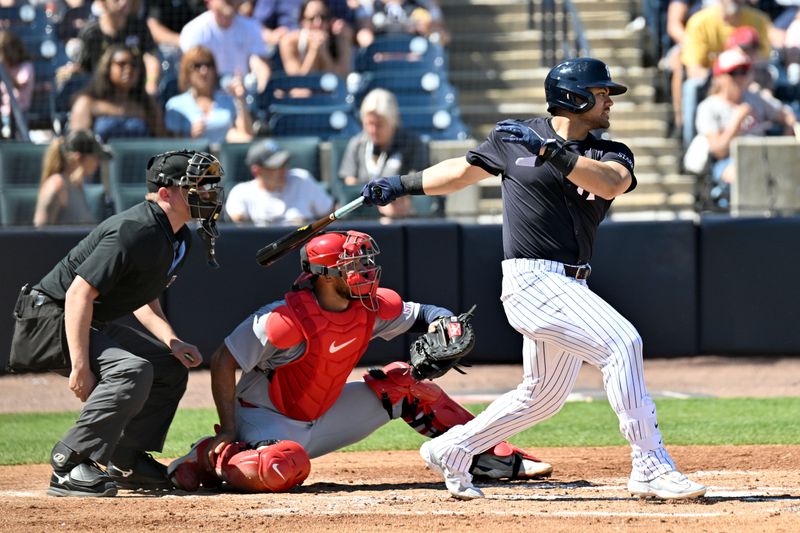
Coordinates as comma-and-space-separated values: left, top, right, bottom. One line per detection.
302, 230, 382, 310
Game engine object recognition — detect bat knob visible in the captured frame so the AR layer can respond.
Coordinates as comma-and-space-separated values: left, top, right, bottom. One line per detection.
371, 185, 383, 199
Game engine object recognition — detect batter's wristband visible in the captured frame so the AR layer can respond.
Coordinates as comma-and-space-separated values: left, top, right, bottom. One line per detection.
399, 171, 425, 195
545, 144, 579, 175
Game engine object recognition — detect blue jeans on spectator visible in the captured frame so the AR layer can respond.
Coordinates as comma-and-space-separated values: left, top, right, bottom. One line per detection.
682, 76, 708, 148
710, 158, 731, 208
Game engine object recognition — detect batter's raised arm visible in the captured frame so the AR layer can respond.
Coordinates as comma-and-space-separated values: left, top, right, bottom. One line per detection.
360, 157, 492, 206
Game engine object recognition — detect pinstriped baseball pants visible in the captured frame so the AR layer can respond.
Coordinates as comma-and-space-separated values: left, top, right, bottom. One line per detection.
432, 259, 676, 482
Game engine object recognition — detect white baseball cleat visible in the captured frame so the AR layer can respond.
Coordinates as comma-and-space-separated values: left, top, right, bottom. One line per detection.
628, 470, 707, 500
420, 441, 484, 500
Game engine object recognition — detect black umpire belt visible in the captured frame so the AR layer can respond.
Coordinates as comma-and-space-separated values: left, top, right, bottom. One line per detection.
563, 264, 592, 280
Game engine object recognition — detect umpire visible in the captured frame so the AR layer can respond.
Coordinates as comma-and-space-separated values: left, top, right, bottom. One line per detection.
9, 150, 225, 497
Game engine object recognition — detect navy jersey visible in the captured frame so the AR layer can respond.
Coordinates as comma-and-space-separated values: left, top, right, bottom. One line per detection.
466, 117, 637, 264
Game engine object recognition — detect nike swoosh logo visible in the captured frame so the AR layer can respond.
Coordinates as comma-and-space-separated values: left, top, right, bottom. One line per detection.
53, 472, 69, 484
271, 463, 286, 480
116, 468, 133, 477
329, 337, 357, 353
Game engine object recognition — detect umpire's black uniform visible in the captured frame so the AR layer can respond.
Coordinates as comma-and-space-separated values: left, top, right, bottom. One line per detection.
24, 201, 191, 495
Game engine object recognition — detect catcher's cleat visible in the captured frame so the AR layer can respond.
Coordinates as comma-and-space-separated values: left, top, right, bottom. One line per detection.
107, 451, 171, 490
471, 442, 553, 480
471, 453, 553, 480
628, 470, 706, 500
420, 441, 484, 500
47, 461, 117, 497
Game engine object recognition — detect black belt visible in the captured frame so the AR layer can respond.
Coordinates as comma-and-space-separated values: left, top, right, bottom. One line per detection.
28, 288, 51, 307
563, 264, 592, 280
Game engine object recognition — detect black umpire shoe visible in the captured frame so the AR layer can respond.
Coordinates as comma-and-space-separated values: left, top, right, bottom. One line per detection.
47, 461, 118, 497
107, 451, 172, 490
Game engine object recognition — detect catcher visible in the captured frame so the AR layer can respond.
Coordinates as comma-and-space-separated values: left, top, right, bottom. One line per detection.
168, 230, 552, 492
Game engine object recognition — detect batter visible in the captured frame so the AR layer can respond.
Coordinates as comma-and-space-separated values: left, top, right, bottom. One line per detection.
360, 57, 707, 501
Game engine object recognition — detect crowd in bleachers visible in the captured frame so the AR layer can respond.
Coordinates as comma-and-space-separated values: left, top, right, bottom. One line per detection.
0, 0, 468, 227
645, 0, 800, 208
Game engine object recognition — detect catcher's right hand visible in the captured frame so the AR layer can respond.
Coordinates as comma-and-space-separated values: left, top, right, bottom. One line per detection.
409, 305, 477, 381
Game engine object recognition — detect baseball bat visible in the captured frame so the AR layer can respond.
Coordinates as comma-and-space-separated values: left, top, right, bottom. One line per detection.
255, 196, 365, 267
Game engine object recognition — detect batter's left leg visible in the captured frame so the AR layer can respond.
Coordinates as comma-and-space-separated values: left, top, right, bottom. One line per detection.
426, 338, 581, 478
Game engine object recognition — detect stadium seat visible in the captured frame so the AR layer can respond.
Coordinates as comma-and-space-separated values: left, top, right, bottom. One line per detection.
106, 139, 210, 213
0, 142, 46, 226
350, 70, 459, 112
218, 137, 322, 189
399, 108, 471, 141
0, 187, 38, 226
354, 34, 447, 74
268, 109, 360, 140
259, 72, 353, 110
0, 142, 46, 187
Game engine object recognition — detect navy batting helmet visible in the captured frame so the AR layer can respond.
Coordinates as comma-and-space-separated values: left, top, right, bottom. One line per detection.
544, 58, 627, 114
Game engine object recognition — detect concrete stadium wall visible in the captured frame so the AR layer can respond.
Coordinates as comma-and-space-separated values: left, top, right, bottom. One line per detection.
1, 217, 799, 373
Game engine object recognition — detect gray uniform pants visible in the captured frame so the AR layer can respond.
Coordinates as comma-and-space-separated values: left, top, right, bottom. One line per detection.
236, 381, 392, 458
59, 323, 188, 465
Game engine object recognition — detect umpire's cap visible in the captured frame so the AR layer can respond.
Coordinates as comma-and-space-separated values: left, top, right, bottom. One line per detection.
146, 150, 223, 192
544, 57, 627, 115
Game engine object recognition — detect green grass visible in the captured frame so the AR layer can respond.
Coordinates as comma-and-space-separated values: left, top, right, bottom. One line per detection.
2, 398, 798, 465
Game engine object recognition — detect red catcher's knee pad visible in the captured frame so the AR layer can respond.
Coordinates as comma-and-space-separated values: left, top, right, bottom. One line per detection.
217, 440, 311, 493
363, 361, 474, 437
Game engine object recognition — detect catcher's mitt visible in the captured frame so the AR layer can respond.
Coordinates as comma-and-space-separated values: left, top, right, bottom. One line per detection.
409, 305, 477, 381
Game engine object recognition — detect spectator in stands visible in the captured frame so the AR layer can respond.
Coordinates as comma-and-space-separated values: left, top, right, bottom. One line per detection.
278, 0, 353, 77
55, 1, 94, 43
180, 0, 272, 93
225, 139, 334, 225
725, 25, 786, 103
33, 129, 112, 227
69, 45, 165, 141
0, 30, 34, 138
165, 46, 254, 145
680, 0, 772, 147
358, 0, 450, 46
146, 0, 207, 68
783, 11, 800, 85
72, 0, 161, 96
338, 88, 427, 219
661, 0, 704, 137
693, 47, 795, 207
248, 0, 302, 50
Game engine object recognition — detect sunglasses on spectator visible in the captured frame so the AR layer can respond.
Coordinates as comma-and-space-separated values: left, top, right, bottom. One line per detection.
303, 14, 329, 22
191, 62, 215, 71
729, 66, 751, 77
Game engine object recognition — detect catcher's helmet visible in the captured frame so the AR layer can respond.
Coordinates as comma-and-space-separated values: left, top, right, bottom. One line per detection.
544, 57, 627, 114
301, 230, 382, 310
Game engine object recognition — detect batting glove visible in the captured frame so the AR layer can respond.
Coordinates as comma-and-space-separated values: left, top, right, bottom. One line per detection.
361, 175, 406, 206
495, 120, 559, 164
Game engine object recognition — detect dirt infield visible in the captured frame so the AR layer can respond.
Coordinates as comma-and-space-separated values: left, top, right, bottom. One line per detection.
1, 446, 799, 532
2, 357, 799, 532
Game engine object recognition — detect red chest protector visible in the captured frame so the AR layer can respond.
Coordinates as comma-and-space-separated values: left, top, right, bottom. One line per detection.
266, 288, 402, 421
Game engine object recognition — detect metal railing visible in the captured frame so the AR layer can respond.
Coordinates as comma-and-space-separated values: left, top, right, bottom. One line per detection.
533, 0, 592, 67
